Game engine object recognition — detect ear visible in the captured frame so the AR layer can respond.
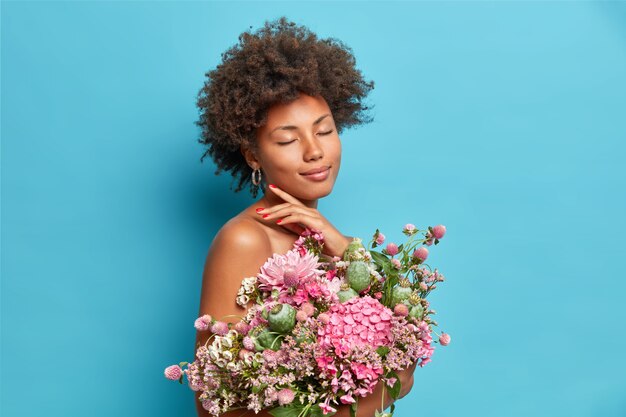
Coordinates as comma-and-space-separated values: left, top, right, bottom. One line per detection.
240, 143, 260, 170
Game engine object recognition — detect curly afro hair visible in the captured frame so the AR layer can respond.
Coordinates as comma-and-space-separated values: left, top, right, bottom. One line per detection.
195, 16, 375, 198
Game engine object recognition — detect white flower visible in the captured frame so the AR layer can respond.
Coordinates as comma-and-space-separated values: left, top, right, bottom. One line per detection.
236, 294, 250, 307
226, 362, 238, 372
222, 351, 233, 361
222, 337, 233, 349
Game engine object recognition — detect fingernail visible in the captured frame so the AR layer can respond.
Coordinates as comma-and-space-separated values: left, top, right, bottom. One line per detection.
276, 219, 282, 224
255, 208, 264, 212
269, 184, 277, 188
263, 214, 269, 218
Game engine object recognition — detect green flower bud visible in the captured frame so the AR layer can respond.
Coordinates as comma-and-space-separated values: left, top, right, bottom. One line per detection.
337, 287, 359, 303
255, 328, 281, 351
343, 238, 365, 261
268, 304, 296, 334
409, 304, 424, 321
347, 260, 370, 293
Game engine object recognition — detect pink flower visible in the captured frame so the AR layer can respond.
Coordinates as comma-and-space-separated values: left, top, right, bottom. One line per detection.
375, 232, 386, 245
238, 348, 253, 360
277, 388, 296, 405
391, 258, 401, 269
194, 314, 212, 331
257, 249, 325, 293
385, 243, 399, 256
374, 292, 382, 299
283, 266, 299, 287
242, 336, 255, 350
439, 332, 451, 346
432, 225, 446, 239
301, 302, 316, 317
234, 321, 250, 335
164, 364, 182, 380
419, 282, 428, 291
319, 402, 337, 415
340, 394, 356, 404
393, 304, 408, 317
412, 247, 429, 261
318, 313, 330, 324
317, 296, 393, 357
403, 224, 416, 234
210, 321, 229, 336
296, 310, 308, 322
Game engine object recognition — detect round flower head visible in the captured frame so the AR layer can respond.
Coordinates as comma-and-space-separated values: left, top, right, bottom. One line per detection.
194, 314, 212, 331
317, 296, 393, 357
210, 321, 229, 336
439, 332, 451, 346
403, 224, 416, 235
412, 247, 429, 261
432, 225, 446, 239
385, 243, 399, 256
164, 364, 182, 380
375, 232, 386, 245
277, 388, 296, 405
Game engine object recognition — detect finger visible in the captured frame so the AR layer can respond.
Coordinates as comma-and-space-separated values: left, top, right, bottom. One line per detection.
256, 202, 292, 216
275, 213, 322, 232
259, 205, 317, 221
277, 221, 306, 236
268, 184, 305, 206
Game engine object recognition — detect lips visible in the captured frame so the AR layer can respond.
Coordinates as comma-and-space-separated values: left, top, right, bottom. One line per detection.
300, 165, 330, 176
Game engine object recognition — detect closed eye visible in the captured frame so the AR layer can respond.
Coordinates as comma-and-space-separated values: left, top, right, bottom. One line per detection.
278, 130, 334, 145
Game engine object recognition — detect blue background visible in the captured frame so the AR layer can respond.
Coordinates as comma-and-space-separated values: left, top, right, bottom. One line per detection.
2, 1, 625, 416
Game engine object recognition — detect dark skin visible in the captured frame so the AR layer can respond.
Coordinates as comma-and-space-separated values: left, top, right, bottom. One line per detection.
195, 92, 416, 417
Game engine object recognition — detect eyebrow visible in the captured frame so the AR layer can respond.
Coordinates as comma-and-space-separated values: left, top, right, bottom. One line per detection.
269, 113, 331, 134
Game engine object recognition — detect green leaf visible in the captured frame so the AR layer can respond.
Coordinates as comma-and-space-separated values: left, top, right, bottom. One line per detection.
376, 346, 390, 357
397, 243, 404, 253
388, 376, 401, 401
308, 404, 328, 417
251, 383, 267, 394
268, 403, 305, 417
370, 250, 390, 268
390, 403, 396, 414
350, 401, 358, 417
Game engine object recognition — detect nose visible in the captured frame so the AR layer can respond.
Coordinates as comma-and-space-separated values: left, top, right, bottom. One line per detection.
302, 135, 323, 161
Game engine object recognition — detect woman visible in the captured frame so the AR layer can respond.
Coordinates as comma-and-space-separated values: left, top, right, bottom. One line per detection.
193, 17, 417, 417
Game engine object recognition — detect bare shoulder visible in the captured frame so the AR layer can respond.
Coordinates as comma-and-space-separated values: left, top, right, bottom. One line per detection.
197, 217, 273, 324
210, 216, 271, 259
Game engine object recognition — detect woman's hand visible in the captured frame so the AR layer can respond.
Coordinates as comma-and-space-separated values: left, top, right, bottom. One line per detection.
256, 184, 351, 258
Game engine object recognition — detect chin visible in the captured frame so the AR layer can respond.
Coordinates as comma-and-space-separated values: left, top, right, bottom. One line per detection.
290, 183, 333, 201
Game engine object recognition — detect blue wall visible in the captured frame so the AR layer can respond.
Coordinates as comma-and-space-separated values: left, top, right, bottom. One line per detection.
2, 1, 625, 416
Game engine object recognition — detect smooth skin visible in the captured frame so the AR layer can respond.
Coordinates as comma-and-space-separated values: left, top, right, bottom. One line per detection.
194, 92, 416, 417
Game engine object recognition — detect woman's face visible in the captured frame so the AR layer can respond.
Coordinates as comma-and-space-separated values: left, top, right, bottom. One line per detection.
245, 92, 342, 203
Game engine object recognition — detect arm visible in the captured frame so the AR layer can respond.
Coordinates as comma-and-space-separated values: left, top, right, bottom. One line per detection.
193, 219, 274, 417
331, 363, 416, 417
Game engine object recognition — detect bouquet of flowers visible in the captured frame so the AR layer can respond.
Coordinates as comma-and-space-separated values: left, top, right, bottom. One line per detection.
165, 224, 451, 417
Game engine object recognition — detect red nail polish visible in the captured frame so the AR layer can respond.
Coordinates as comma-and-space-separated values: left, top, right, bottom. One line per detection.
276, 219, 282, 224
263, 214, 269, 218
269, 184, 276, 188
255, 207, 264, 212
